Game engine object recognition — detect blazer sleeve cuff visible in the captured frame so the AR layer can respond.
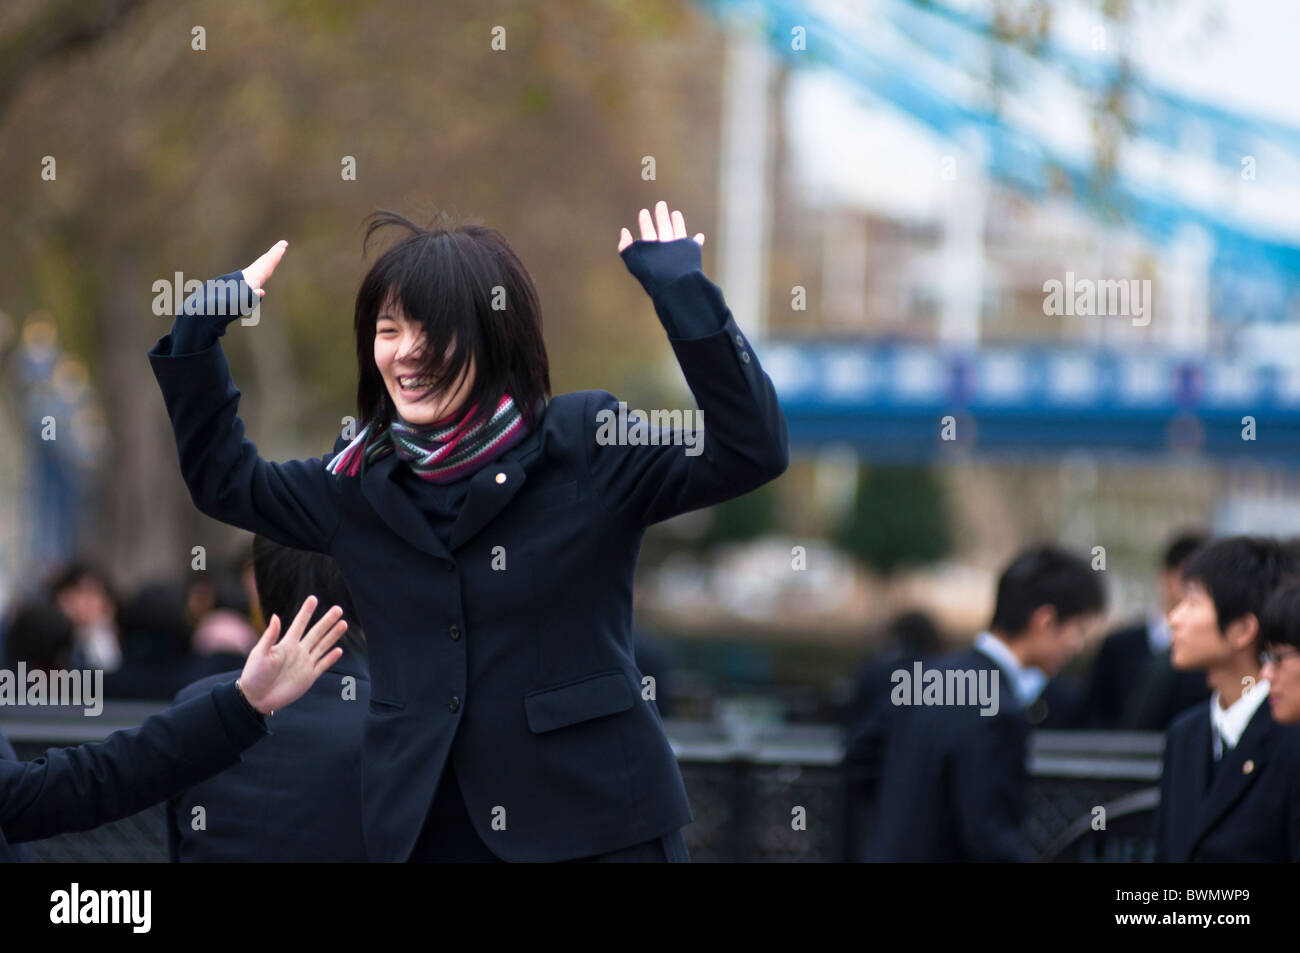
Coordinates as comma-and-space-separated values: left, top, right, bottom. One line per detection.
209, 680, 271, 746
148, 331, 238, 393
647, 271, 729, 343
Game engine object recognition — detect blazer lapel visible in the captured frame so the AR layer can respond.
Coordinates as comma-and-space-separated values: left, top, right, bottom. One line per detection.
1191, 700, 1271, 851
359, 417, 548, 557
360, 454, 453, 562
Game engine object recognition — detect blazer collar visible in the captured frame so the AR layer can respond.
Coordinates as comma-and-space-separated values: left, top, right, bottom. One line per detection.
358, 413, 547, 560
1191, 699, 1274, 850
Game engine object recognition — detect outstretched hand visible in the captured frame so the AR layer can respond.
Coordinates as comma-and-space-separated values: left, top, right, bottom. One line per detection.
238, 595, 347, 715
618, 200, 704, 252
241, 240, 289, 299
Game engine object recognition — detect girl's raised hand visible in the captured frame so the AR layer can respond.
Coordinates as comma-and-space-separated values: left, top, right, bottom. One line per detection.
241, 240, 289, 299
618, 201, 704, 252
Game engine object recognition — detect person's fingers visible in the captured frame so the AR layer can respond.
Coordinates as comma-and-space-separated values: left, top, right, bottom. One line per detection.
309, 618, 347, 662
244, 240, 288, 289
671, 209, 687, 240
254, 613, 280, 654
618, 227, 633, 252
303, 609, 345, 655
315, 647, 344, 676
638, 207, 656, 241
285, 594, 319, 643
694, 233, 705, 246
654, 201, 673, 242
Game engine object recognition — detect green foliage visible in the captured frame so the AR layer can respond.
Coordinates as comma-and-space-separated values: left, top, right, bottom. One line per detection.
834, 465, 952, 575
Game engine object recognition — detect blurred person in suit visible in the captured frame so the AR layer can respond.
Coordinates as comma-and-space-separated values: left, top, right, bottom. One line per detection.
843, 610, 942, 862
843, 611, 942, 793
1086, 531, 1209, 730
1260, 581, 1300, 725
101, 581, 196, 701
168, 535, 370, 862
1153, 536, 1300, 861
868, 545, 1106, 862
183, 567, 260, 685
48, 561, 122, 673
1, 601, 75, 674
1, 593, 348, 862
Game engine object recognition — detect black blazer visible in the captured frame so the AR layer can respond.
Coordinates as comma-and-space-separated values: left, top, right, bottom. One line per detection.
148, 247, 790, 862
0, 682, 268, 862
868, 648, 1036, 862
1153, 698, 1300, 862
167, 649, 370, 862
1086, 622, 1209, 730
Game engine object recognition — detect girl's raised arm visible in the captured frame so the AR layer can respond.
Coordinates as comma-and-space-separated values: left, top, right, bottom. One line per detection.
148, 241, 344, 554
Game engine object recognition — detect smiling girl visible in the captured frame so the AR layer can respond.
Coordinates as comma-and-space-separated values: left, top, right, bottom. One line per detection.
148, 200, 789, 862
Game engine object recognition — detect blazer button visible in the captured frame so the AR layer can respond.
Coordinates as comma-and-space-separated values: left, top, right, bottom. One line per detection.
735, 333, 746, 348
449, 624, 461, 640
449, 696, 461, 713
444, 560, 454, 572
740, 350, 751, 363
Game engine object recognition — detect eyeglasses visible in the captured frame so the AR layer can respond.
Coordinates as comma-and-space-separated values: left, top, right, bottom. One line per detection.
1259, 647, 1300, 667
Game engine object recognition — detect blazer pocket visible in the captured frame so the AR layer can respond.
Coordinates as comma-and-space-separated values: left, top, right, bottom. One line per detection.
523, 669, 634, 734
368, 697, 406, 714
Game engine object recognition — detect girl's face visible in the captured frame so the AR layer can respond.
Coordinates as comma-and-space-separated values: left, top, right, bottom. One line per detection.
374, 305, 476, 426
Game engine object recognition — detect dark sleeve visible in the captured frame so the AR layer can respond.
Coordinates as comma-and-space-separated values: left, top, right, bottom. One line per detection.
1084, 637, 1121, 729
585, 238, 789, 527
148, 274, 344, 554
170, 271, 260, 355
0, 681, 268, 845
951, 713, 1036, 862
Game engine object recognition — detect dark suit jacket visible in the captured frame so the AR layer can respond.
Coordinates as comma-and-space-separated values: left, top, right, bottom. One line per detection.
167, 648, 370, 861
0, 682, 268, 862
148, 249, 789, 862
868, 648, 1036, 862
1086, 622, 1209, 730
1153, 698, 1300, 862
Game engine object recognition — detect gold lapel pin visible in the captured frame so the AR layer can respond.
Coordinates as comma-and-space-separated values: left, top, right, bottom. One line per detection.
495, 472, 507, 484
1242, 760, 1255, 775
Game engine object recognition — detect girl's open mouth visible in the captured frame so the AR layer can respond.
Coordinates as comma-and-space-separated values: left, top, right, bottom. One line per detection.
397, 375, 435, 400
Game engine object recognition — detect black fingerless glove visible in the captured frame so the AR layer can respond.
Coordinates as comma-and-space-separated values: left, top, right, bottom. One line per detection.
620, 238, 726, 340
170, 271, 260, 355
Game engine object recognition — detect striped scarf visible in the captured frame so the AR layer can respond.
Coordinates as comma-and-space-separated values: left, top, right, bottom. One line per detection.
327, 393, 537, 483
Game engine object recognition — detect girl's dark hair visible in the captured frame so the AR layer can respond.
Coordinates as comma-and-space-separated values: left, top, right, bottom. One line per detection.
353, 210, 551, 434
252, 535, 366, 657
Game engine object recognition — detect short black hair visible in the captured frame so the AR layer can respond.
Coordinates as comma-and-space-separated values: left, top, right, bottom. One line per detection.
1261, 582, 1300, 652
3, 602, 75, 670
1180, 536, 1300, 638
46, 560, 116, 604
1163, 531, 1208, 571
251, 536, 365, 657
989, 544, 1106, 637
352, 210, 551, 440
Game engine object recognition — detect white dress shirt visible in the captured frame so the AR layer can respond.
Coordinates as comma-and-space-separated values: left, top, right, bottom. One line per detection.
1209, 679, 1270, 760
974, 631, 1047, 707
